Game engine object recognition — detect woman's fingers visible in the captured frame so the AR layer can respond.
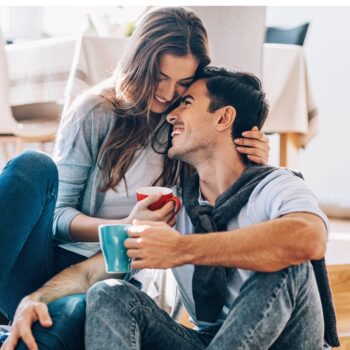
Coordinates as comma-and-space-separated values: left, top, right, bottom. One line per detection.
246, 155, 266, 165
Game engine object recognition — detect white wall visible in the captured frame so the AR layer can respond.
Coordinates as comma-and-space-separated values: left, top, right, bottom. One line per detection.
192, 7, 265, 78
266, 7, 350, 200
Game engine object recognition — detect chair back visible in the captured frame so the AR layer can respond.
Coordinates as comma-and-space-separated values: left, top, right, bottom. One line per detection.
0, 27, 17, 134
265, 22, 310, 46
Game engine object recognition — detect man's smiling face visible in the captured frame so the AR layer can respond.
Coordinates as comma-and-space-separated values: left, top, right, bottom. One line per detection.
166, 79, 218, 163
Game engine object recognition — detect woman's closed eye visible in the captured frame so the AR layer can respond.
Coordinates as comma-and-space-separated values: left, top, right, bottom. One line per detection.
178, 80, 193, 88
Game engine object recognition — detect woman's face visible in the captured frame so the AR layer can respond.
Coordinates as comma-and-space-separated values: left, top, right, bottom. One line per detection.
150, 53, 199, 114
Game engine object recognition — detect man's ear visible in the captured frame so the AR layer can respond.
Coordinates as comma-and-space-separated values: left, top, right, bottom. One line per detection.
216, 106, 236, 131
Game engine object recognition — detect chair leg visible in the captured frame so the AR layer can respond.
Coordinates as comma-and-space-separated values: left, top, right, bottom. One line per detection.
15, 139, 23, 155
1, 143, 9, 162
38, 142, 46, 152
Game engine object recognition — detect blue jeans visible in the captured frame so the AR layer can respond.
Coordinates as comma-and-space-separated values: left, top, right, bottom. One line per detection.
86, 262, 324, 350
0, 151, 86, 349
16, 294, 86, 350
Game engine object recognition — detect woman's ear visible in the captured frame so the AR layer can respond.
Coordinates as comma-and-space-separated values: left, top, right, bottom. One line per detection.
216, 106, 236, 131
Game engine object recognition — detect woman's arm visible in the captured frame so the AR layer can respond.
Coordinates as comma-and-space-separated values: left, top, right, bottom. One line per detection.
70, 195, 176, 242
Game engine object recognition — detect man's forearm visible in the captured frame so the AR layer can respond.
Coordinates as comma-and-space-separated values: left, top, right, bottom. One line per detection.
26, 263, 90, 304
178, 213, 327, 272
25, 253, 116, 305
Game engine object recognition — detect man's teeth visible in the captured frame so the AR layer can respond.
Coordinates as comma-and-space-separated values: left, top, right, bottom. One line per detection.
171, 128, 184, 137
155, 95, 167, 104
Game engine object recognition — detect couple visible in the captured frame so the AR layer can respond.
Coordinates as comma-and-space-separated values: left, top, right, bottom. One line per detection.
0, 6, 338, 350
2, 68, 338, 350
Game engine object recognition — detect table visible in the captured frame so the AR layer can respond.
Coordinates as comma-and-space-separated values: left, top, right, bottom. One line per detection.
262, 43, 318, 168
7, 38, 316, 168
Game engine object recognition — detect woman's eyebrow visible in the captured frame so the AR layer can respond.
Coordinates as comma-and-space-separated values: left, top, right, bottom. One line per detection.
160, 71, 195, 81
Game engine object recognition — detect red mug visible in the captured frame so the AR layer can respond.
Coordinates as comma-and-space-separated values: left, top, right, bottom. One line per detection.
136, 186, 181, 215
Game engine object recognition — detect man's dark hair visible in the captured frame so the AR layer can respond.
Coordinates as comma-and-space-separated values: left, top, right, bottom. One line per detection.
196, 66, 269, 141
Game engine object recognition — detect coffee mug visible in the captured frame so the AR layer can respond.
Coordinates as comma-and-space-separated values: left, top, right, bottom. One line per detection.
98, 224, 132, 273
136, 186, 181, 214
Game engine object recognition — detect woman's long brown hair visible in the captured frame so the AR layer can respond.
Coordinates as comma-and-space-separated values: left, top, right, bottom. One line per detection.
97, 7, 210, 192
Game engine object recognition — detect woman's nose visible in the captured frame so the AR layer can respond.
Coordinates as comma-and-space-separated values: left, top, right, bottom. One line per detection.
161, 81, 177, 102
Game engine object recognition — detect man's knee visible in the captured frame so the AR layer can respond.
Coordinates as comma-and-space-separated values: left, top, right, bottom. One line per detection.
87, 279, 137, 311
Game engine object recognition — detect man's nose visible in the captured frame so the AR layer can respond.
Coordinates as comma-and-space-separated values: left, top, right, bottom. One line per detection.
166, 110, 179, 124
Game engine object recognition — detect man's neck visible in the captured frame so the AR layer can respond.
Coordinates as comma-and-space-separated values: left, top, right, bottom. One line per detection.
194, 147, 246, 205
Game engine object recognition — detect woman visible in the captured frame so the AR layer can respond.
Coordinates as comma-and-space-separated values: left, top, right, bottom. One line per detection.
0, 7, 269, 325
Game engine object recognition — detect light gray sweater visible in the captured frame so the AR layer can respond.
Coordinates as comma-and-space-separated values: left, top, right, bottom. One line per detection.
53, 94, 117, 243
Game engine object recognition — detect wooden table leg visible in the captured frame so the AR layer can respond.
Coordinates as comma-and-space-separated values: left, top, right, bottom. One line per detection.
279, 133, 301, 168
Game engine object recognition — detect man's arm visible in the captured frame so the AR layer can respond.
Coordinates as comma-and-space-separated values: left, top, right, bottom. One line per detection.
28, 253, 119, 303
2, 253, 117, 350
126, 212, 327, 272
179, 212, 327, 272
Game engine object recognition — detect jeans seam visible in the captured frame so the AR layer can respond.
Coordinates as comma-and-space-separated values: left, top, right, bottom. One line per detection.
131, 319, 138, 350
130, 303, 203, 349
237, 269, 289, 350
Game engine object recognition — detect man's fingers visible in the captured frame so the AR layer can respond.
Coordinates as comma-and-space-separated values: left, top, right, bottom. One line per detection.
127, 249, 142, 258
2, 330, 19, 350
18, 326, 38, 350
124, 237, 140, 248
35, 304, 52, 328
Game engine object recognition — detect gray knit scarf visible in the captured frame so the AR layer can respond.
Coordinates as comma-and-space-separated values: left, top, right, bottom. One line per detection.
182, 164, 339, 347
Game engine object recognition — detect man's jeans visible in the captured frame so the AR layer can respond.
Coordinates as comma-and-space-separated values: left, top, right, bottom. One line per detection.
86, 262, 324, 350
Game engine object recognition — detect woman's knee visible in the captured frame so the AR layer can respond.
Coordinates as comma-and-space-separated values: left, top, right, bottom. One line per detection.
5, 151, 58, 185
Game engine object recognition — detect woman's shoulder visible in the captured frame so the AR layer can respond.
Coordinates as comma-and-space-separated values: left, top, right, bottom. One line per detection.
69, 91, 116, 121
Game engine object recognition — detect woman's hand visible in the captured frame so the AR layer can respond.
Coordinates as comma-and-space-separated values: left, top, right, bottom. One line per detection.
127, 195, 176, 226
234, 126, 270, 165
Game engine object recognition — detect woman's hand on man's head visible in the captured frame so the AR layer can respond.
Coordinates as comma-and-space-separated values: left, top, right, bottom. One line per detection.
234, 126, 270, 165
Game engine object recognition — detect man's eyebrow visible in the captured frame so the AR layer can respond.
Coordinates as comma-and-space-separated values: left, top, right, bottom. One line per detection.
160, 71, 195, 81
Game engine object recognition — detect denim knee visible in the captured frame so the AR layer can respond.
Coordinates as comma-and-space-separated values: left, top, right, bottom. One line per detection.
8, 150, 58, 185
17, 294, 86, 350
87, 280, 136, 311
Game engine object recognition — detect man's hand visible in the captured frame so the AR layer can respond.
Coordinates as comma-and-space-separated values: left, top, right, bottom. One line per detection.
1, 297, 52, 350
125, 220, 183, 269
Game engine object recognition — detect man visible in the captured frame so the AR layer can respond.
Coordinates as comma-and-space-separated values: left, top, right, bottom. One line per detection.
2, 68, 338, 349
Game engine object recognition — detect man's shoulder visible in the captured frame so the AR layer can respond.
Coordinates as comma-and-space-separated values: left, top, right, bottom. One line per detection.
253, 167, 306, 197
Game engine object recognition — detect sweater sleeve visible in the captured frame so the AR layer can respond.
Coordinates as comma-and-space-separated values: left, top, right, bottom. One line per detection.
52, 95, 114, 242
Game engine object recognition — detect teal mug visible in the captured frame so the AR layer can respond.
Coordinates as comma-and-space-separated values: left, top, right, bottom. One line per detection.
98, 224, 132, 273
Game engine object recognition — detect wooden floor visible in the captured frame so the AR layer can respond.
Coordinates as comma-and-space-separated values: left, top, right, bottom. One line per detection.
327, 220, 350, 349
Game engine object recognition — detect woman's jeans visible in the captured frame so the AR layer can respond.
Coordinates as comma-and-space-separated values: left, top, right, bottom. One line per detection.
0, 151, 86, 349
86, 263, 325, 350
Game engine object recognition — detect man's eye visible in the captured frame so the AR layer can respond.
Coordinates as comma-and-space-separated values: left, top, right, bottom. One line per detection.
182, 99, 191, 106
